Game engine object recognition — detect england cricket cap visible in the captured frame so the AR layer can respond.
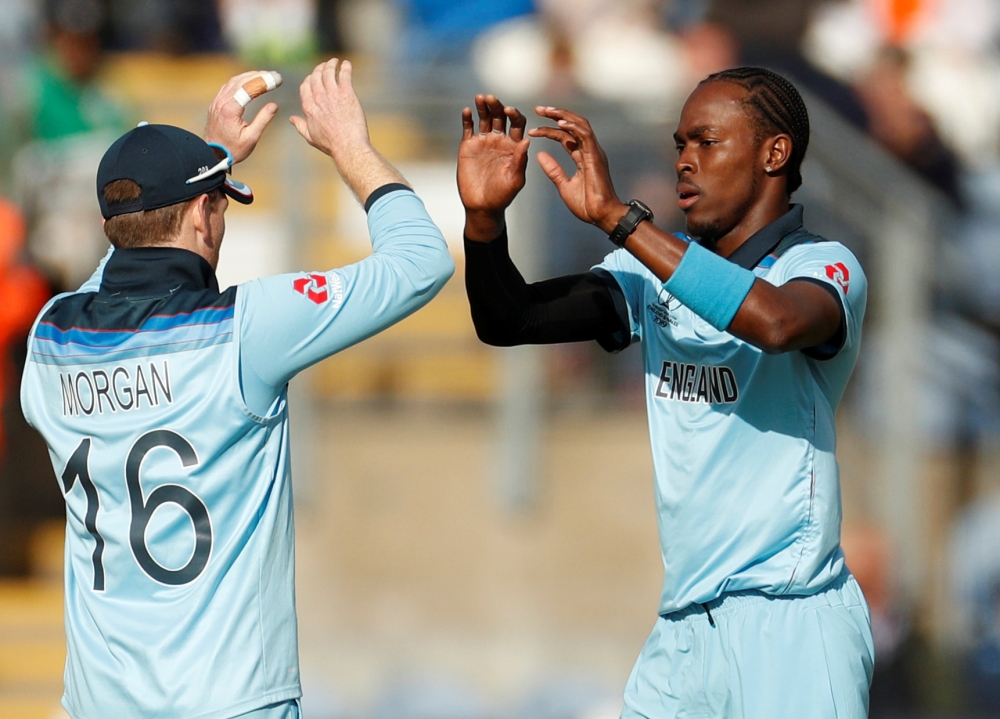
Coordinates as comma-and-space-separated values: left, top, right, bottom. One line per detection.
97, 123, 253, 220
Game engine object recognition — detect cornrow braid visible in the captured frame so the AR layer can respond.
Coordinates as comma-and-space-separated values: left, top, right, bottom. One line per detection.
701, 67, 811, 194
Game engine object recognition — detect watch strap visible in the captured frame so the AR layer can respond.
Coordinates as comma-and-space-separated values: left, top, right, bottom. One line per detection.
609, 200, 653, 247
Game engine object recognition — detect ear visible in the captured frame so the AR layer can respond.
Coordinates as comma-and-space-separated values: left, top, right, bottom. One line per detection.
762, 134, 792, 176
189, 194, 212, 238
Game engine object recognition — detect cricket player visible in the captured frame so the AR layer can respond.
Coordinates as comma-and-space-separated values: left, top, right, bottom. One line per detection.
21, 59, 454, 719
458, 67, 874, 717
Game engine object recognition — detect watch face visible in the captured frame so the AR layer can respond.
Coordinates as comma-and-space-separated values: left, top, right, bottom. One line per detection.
631, 200, 653, 220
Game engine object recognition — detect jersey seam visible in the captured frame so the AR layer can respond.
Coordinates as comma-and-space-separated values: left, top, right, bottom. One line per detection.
234, 286, 286, 426
22, 292, 77, 422
780, 391, 819, 595
257, 512, 268, 693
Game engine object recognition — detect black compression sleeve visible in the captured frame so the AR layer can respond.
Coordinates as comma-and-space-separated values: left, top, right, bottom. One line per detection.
464, 228, 632, 352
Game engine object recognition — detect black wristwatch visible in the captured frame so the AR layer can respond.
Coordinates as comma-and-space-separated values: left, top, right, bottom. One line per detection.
608, 200, 654, 247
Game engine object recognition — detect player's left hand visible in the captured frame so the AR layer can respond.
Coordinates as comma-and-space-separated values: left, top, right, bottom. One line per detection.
205, 71, 280, 164
530, 107, 627, 233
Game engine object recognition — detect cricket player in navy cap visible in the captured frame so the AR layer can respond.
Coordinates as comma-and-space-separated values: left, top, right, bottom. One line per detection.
21, 62, 453, 718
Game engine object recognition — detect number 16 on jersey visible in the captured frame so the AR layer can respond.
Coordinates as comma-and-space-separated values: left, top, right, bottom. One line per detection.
61, 430, 213, 591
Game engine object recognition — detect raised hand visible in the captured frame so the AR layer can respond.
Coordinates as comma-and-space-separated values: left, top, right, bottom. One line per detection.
289, 59, 407, 204
289, 59, 371, 161
530, 107, 626, 234
204, 71, 280, 164
458, 94, 530, 242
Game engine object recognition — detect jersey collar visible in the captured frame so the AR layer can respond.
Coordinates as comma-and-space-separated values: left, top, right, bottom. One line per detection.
100, 247, 220, 296
724, 204, 804, 270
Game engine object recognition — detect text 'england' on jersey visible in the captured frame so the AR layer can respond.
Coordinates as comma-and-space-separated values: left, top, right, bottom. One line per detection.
594, 238, 867, 615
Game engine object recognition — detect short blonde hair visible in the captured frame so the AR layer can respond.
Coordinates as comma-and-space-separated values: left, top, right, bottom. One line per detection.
102, 179, 222, 248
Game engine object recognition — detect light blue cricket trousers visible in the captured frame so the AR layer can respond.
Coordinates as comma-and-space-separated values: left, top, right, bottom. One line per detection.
622, 569, 874, 719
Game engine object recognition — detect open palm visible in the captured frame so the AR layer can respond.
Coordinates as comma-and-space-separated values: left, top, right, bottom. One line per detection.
458, 95, 530, 215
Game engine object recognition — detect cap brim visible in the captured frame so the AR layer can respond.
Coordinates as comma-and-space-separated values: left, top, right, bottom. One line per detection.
223, 177, 253, 205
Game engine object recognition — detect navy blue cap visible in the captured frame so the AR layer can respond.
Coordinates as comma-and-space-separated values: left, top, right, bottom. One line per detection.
97, 124, 253, 219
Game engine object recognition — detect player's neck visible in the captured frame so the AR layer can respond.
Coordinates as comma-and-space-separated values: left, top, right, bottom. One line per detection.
166, 217, 221, 270
710, 195, 792, 259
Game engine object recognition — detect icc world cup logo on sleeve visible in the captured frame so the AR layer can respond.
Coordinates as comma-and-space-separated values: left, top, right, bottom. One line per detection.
825, 262, 850, 292
648, 288, 681, 328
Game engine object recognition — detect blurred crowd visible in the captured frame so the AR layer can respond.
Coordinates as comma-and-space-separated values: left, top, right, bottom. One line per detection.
2, 0, 1000, 716
2, 2, 997, 295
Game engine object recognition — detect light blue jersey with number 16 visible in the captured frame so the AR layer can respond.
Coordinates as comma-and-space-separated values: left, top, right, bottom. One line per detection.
22, 189, 453, 719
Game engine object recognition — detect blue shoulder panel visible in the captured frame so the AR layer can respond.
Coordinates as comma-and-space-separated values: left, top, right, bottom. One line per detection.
32, 248, 237, 366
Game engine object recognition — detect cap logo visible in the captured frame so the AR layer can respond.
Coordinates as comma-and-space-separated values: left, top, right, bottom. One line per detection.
185, 144, 234, 185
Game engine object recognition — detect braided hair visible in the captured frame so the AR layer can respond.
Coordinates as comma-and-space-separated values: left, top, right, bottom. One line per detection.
701, 67, 810, 194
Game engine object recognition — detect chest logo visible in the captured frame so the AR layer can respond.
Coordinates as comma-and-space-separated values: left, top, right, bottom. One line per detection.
648, 289, 680, 328
655, 360, 739, 405
825, 262, 850, 293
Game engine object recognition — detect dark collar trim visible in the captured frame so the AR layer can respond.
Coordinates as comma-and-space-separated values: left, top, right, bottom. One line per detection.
100, 247, 220, 296
723, 204, 805, 270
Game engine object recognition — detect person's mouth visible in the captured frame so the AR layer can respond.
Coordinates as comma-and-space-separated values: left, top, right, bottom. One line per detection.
676, 182, 700, 211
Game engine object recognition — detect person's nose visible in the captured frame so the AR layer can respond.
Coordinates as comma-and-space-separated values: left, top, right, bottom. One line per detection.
675, 148, 695, 177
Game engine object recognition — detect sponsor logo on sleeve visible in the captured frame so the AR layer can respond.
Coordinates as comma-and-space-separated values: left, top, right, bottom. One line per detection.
825, 262, 850, 292
293, 273, 344, 307
293, 274, 329, 304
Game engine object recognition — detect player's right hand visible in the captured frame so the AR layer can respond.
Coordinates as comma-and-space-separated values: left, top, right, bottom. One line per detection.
458, 95, 530, 242
530, 106, 624, 234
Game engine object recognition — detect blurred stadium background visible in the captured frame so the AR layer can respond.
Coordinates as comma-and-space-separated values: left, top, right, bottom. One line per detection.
2, 0, 1000, 717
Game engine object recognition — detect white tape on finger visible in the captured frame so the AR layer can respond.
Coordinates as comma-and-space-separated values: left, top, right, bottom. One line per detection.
263, 71, 281, 90
234, 72, 282, 107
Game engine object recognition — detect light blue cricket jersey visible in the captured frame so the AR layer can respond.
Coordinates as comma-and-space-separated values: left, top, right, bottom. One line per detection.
21, 188, 453, 719
594, 205, 867, 615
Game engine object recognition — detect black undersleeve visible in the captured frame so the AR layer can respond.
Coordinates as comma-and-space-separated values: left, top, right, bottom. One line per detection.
464, 229, 632, 352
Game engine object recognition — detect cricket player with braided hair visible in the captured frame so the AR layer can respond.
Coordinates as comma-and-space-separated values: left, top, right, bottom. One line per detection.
459, 67, 873, 717
21, 60, 453, 719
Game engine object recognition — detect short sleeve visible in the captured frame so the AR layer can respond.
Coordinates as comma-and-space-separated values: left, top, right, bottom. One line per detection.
592, 248, 649, 346
772, 242, 868, 356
